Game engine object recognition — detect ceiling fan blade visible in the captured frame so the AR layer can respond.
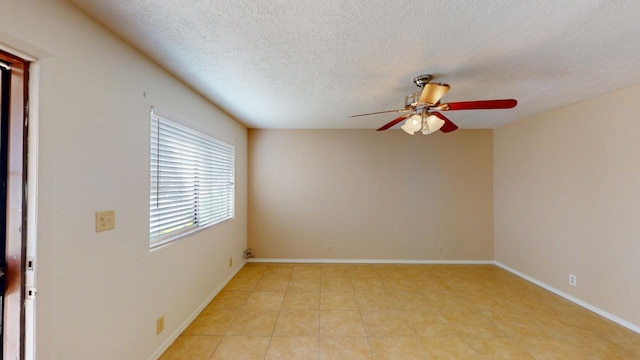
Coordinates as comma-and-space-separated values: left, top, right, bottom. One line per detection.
432, 112, 458, 133
350, 109, 408, 117
444, 99, 517, 111
418, 83, 451, 105
376, 115, 409, 131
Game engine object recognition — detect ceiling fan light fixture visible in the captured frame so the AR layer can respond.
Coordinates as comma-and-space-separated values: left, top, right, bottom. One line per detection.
350, 74, 517, 135
401, 114, 422, 135
421, 114, 445, 135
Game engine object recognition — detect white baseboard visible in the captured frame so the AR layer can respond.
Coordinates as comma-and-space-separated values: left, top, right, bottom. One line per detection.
494, 261, 640, 335
247, 258, 494, 265
148, 261, 247, 360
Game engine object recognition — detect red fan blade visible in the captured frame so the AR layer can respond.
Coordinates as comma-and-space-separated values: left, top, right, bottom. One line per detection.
350, 109, 409, 117
444, 99, 517, 111
376, 115, 409, 131
432, 112, 458, 133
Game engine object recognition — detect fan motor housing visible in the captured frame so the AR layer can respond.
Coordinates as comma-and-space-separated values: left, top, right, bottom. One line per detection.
404, 91, 422, 108
413, 74, 432, 87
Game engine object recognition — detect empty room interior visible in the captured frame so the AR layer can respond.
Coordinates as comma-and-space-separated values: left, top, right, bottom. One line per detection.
1, 0, 640, 359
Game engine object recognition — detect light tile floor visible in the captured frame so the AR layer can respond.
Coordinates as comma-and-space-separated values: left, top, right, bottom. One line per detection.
159, 263, 640, 359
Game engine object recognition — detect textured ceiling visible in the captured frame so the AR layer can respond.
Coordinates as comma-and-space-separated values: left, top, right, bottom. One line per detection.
69, 0, 640, 130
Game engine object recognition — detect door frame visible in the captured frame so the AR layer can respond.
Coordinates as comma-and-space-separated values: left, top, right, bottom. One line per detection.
0, 44, 37, 360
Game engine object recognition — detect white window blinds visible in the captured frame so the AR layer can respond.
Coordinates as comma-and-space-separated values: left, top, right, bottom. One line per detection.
150, 109, 234, 248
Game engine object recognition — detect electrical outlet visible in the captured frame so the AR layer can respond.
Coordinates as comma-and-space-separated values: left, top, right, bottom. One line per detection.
95, 210, 115, 232
569, 274, 577, 286
438, 246, 445, 254
325, 244, 331, 254
229, 257, 233, 268
157, 315, 165, 335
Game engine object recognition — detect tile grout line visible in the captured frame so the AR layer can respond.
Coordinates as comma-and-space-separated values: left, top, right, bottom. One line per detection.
263, 264, 288, 360
353, 270, 377, 359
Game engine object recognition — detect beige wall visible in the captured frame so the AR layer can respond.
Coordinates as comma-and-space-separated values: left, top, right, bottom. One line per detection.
0, 1, 247, 359
248, 129, 493, 260
494, 83, 640, 327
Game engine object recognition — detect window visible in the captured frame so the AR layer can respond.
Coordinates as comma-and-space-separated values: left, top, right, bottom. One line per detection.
150, 108, 234, 248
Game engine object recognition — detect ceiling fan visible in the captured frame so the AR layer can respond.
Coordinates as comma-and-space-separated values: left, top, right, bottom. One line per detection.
351, 74, 517, 135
